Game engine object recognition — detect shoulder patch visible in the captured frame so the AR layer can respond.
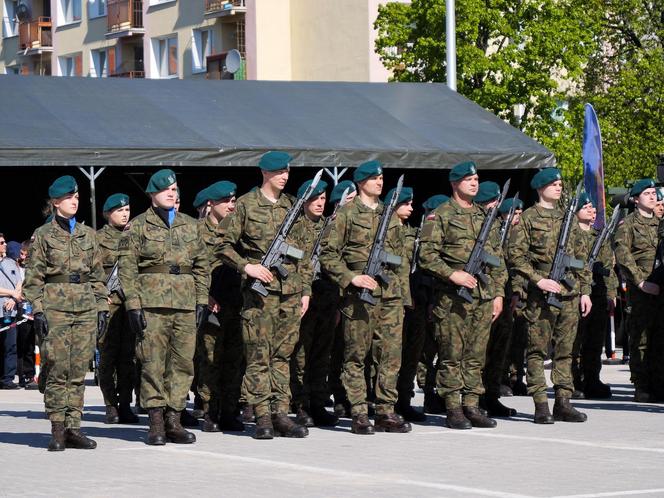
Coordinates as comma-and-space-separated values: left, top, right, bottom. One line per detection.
118, 237, 130, 251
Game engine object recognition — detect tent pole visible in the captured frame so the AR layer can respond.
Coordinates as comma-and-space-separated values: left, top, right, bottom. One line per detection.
78, 166, 106, 230
323, 166, 348, 186
446, 0, 457, 91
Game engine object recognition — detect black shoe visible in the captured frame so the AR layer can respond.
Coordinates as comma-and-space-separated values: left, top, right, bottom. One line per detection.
65, 429, 97, 449
374, 413, 412, 433
253, 415, 274, 440
118, 403, 139, 424
485, 397, 517, 417
105, 406, 120, 424
445, 407, 472, 430
351, 413, 375, 435
395, 400, 427, 422
553, 397, 587, 422
218, 411, 245, 432
180, 409, 200, 428
164, 410, 196, 443
533, 401, 554, 424
333, 399, 351, 418
201, 413, 221, 432
295, 408, 314, 428
48, 421, 66, 452
584, 379, 611, 399
423, 392, 445, 414
499, 384, 513, 397
310, 405, 339, 427
1, 382, 19, 390
463, 406, 497, 428
272, 413, 308, 438
147, 408, 167, 446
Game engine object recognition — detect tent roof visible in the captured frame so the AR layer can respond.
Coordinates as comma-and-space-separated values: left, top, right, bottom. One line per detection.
0, 75, 555, 169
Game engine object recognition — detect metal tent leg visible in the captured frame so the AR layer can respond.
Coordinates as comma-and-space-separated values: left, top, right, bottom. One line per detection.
78, 166, 106, 230
323, 166, 348, 186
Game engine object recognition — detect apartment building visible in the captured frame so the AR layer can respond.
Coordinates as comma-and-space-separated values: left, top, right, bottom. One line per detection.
0, 0, 396, 81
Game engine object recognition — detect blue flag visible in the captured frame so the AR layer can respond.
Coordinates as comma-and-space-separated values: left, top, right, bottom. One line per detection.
583, 104, 605, 230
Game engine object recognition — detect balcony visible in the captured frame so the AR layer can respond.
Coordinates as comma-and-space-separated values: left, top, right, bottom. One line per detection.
106, 0, 144, 39
205, 0, 246, 19
18, 17, 52, 55
109, 60, 145, 78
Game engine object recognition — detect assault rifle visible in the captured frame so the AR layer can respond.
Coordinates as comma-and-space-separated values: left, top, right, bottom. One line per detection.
587, 207, 622, 276
311, 187, 351, 281
250, 169, 324, 297
106, 262, 125, 301
499, 192, 520, 249
410, 214, 426, 275
545, 182, 585, 309
457, 179, 510, 304
358, 175, 405, 305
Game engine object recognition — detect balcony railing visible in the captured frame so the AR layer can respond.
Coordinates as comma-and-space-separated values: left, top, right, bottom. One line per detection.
205, 0, 246, 16
107, 0, 143, 34
18, 17, 52, 51
109, 59, 145, 78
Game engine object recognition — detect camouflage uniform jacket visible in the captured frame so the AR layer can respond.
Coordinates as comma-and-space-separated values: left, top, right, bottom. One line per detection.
509, 204, 591, 297
216, 188, 312, 296
118, 208, 209, 311
576, 224, 618, 299
614, 211, 659, 287
319, 196, 409, 303
419, 198, 507, 300
24, 220, 108, 314
96, 224, 125, 306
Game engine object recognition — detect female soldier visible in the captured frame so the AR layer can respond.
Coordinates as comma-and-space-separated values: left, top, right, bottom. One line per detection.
24, 176, 109, 451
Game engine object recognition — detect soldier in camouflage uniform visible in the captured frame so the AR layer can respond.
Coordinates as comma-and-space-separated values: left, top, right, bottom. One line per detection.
572, 193, 618, 399
195, 181, 245, 432
24, 176, 109, 451
320, 160, 412, 435
118, 169, 209, 445
289, 179, 341, 428
96, 194, 139, 425
614, 179, 664, 402
419, 163, 506, 429
217, 151, 312, 440
509, 168, 592, 424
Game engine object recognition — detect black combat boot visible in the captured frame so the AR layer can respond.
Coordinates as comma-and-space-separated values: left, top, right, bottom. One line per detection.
351, 413, 375, 435
65, 428, 97, 449
333, 398, 351, 418
218, 411, 245, 432
294, 407, 314, 428
374, 413, 412, 433
253, 415, 274, 440
48, 421, 66, 452
146, 408, 167, 445
445, 407, 472, 430
242, 404, 255, 423
533, 401, 554, 424
180, 409, 200, 428
118, 403, 139, 424
463, 406, 497, 428
423, 391, 445, 414
395, 397, 427, 422
272, 413, 309, 438
553, 397, 587, 422
201, 413, 221, 432
105, 405, 119, 424
583, 377, 611, 399
485, 397, 517, 417
310, 404, 339, 427
164, 409, 196, 443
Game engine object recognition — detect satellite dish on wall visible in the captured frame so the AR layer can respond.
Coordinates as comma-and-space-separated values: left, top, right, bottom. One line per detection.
15, 3, 31, 21
224, 49, 242, 74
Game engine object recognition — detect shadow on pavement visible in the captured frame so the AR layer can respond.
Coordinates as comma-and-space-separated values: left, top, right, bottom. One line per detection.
0, 431, 51, 448
0, 410, 46, 420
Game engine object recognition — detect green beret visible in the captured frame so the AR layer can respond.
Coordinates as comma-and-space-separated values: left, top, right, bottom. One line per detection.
385, 186, 413, 205
474, 181, 501, 204
576, 192, 595, 211
498, 197, 524, 214
146, 169, 177, 193
103, 193, 130, 213
208, 181, 237, 202
297, 179, 328, 200
48, 175, 78, 199
422, 194, 450, 211
329, 180, 356, 204
448, 161, 477, 182
259, 151, 292, 171
353, 160, 383, 183
530, 168, 562, 190
630, 178, 656, 197
193, 187, 210, 209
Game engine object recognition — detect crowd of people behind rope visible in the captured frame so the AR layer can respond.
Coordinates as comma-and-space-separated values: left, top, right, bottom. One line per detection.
1, 152, 663, 451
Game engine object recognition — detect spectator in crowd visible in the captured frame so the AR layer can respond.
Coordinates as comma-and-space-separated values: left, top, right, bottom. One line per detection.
0, 235, 23, 389
14, 240, 37, 389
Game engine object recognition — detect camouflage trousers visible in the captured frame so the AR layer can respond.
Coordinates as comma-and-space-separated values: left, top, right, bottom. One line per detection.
524, 292, 579, 401
433, 293, 493, 409
98, 303, 136, 407
136, 309, 196, 411
290, 281, 339, 409
196, 305, 244, 416
572, 294, 609, 388
626, 286, 664, 396
483, 306, 513, 398
397, 304, 427, 400
42, 309, 96, 429
241, 290, 302, 419
341, 295, 403, 416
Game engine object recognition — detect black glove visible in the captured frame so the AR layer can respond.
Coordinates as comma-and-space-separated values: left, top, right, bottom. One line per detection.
97, 311, 109, 342
195, 304, 208, 330
34, 312, 49, 341
128, 309, 147, 340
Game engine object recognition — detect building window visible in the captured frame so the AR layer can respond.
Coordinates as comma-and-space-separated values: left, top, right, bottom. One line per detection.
59, 0, 82, 24
88, 0, 106, 18
59, 53, 82, 76
90, 48, 108, 77
152, 35, 177, 78
2, 0, 18, 38
192, 28, 212, 73
4, 65, 20, 74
